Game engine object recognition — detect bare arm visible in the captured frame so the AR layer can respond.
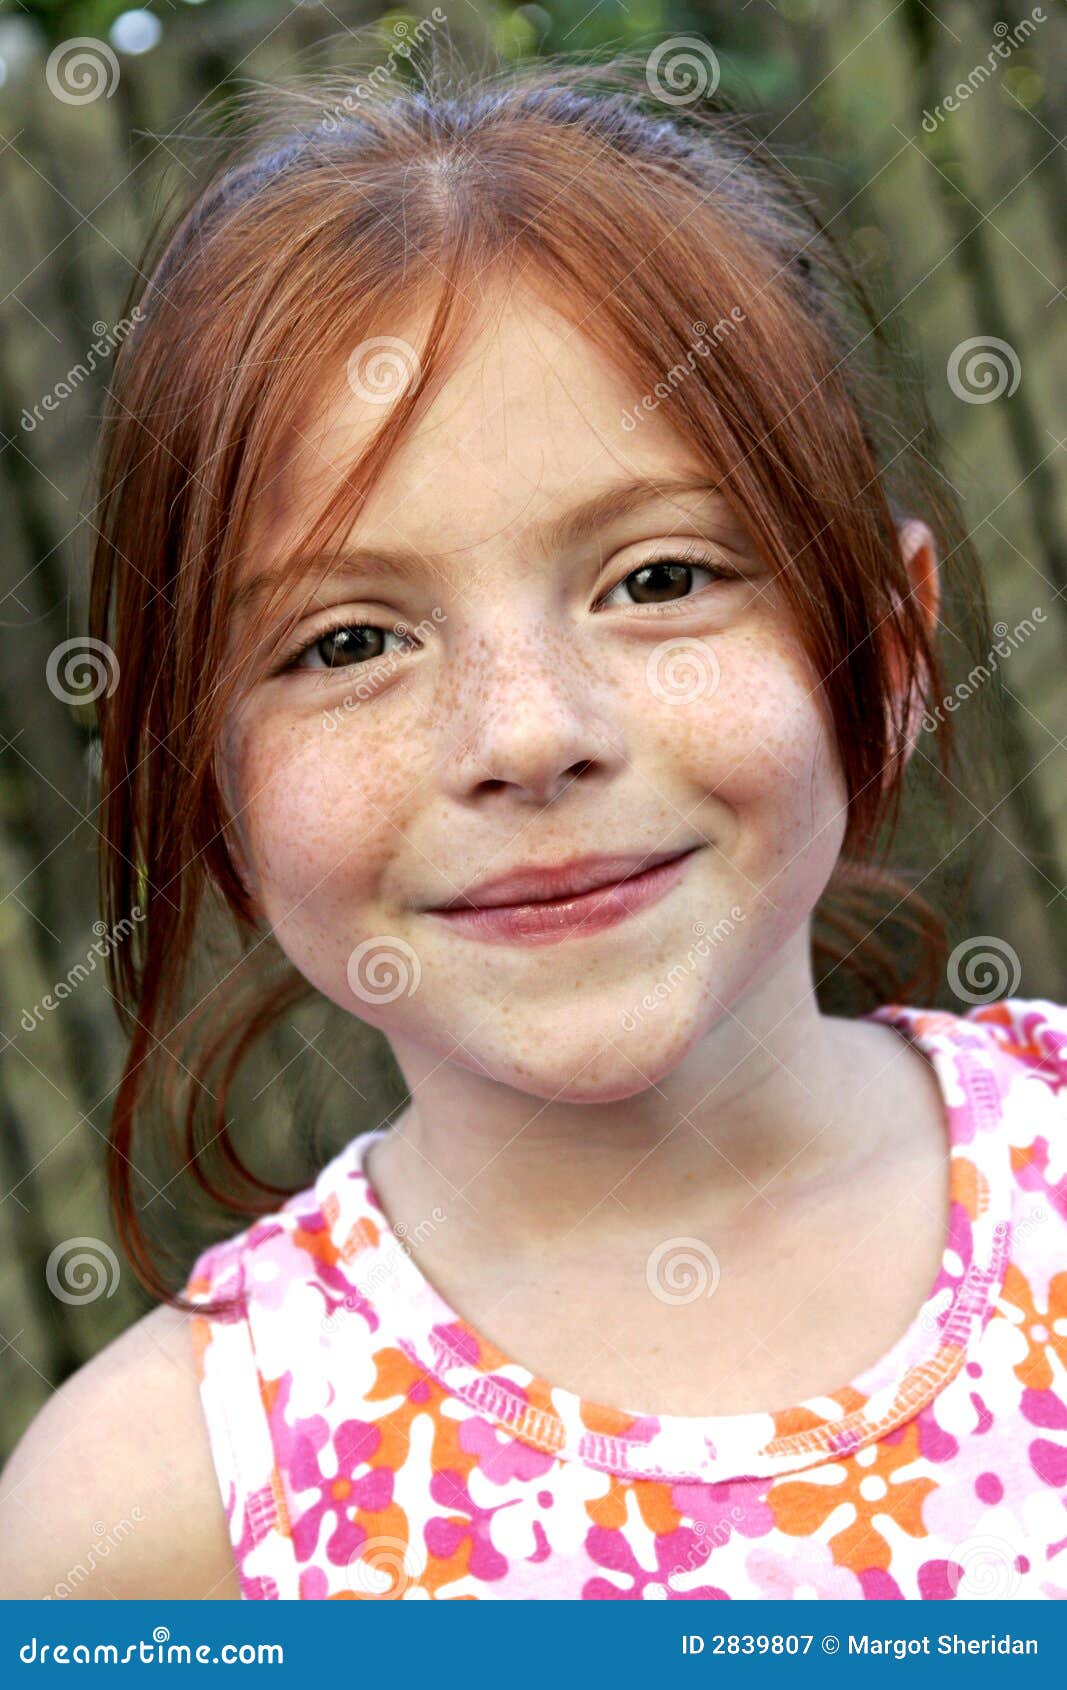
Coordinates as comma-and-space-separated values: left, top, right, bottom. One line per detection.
0, 1303, 240, 1599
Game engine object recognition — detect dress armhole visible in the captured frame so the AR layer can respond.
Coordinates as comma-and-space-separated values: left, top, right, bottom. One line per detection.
187, 1249, 300, 1600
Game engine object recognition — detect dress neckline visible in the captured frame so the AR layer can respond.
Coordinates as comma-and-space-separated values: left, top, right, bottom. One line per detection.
322, 1002, 1015, 1483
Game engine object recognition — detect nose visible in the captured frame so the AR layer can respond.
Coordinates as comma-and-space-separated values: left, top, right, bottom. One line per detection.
436, 626, 626, 808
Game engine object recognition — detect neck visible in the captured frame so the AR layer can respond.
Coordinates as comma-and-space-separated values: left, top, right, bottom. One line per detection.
367, 933, 910, 1259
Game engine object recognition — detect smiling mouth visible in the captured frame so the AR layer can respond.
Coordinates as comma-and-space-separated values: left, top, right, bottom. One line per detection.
425, 846, 703, 947
431, 845, 703, 912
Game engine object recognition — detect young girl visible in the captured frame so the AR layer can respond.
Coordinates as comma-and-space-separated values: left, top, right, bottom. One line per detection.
2, 50, 1065, 1603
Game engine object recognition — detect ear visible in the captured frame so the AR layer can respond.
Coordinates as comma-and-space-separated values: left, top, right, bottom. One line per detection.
898, 518, 940, 637
884, 517, 941, 775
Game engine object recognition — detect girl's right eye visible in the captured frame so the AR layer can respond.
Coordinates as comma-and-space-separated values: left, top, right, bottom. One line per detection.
279, 620, 413, 674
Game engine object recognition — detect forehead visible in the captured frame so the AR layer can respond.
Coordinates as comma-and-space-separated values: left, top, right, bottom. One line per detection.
248, 283, 732, 571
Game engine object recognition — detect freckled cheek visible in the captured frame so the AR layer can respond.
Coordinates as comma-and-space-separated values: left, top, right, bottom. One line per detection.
624, 642, 846, 844
234, 714, 419, 918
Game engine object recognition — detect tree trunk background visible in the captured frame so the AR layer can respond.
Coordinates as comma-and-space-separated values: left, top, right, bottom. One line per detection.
1, 0, 1063, 1463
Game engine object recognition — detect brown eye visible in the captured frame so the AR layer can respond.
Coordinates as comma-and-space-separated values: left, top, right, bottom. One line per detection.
311, 625, 386, 667
279, 619, 413, 675
626, 561, 697, 604
599, 555, 738, 610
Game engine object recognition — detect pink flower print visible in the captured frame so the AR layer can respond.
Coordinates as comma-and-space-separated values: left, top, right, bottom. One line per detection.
671, 1476, 776, 1547
241, 1219, 357, 1323
1023, 1387, 1067, 1431
311, 1275, 378, 1334
582, 1522, 728, 1599
459, 1415, 558, 1485
425, 1467, 516, 1584
1030, 1438, 1067, 1489
298, 1565, 330, 1600
921, 1409, 1031, 1539
1011, 1133, 1067, 1226
288, 1413, 391, 1566
474, 1453, 611, 1564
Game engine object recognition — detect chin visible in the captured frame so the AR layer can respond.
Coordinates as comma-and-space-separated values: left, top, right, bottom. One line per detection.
456, 1017, 706, 1105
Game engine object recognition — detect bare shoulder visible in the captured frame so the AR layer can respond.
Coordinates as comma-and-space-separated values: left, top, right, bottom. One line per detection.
0, 1302, 240, 1599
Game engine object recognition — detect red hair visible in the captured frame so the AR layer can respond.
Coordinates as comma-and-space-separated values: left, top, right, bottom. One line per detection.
87, 49, 994, 1311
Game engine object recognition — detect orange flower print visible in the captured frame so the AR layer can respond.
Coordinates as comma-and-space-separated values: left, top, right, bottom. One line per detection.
766, 1422, 935, 1573
998, 1263, 1067, 1395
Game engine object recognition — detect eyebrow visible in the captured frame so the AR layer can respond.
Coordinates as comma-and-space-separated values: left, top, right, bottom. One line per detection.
232, 472, 733, 617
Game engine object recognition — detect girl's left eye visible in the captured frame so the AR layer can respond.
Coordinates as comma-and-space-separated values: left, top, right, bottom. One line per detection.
597, 546, 741, 610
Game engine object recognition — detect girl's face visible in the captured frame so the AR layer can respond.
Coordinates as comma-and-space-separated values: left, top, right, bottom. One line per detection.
221, 284, 850, 1102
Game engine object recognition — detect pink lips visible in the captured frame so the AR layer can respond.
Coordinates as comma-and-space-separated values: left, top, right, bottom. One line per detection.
426, 846, 701, 947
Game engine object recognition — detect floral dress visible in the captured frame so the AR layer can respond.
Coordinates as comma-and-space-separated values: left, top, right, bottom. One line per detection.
184, 996, 1067, 1599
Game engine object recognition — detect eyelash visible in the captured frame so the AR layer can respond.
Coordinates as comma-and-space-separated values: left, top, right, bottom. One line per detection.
596, 542, 740, 611
276, 541, 740, 674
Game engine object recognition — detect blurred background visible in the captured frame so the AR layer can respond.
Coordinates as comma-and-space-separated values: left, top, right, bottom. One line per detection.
1, 0, 1064, 1462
